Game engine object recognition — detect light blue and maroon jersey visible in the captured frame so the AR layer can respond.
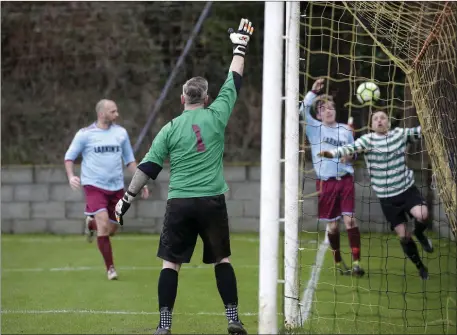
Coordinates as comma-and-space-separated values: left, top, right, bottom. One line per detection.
299, 91, 355, 180
64, 123, 135, 191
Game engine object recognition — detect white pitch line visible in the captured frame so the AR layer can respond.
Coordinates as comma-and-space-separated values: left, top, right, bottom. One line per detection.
3, 264, 259, 273
299, 241, 327, 323
1, 236, 260, 243
0, 309, 263, 317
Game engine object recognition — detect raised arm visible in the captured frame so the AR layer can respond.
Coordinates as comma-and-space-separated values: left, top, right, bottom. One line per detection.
229, 56, 244, 77
299, 79, 325, 141
299, 91, 321, 128
209, 19, 254, 127
228, 18, 254, 75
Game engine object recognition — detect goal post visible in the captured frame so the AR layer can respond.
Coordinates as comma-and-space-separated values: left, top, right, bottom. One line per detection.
260, 1, 456, 334
259, 1, 301, 332
284, 1, 301, 330
258, 1, 284, 334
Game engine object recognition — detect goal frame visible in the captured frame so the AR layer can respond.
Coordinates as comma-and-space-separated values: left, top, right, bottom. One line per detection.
258, 1, 300, 333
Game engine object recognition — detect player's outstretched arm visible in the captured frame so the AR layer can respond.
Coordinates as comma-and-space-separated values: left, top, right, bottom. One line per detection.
318, 136, 369, 159
228, 18, 254, 76
300, 78, 325, 130
208, 19, 254, 129
404, 125, 421, 142
208, 19, 254, 127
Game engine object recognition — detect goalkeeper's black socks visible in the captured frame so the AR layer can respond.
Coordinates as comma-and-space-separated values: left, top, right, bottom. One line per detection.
215, 262, 240, 322
158, 268, 178, 329
400, 237, 424, 269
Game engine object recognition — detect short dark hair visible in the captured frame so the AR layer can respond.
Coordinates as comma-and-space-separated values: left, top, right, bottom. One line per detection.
370, 110, 388, 120
370, 109, 402, 128
313, 94, 334, 115
183, 77, 208, 104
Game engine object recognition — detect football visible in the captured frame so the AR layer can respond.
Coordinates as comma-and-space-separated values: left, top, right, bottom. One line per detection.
356, 81, 380, 104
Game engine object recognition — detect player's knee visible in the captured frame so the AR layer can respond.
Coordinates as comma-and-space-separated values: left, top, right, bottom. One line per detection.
163, 260, 181, 272
413, 206, 429, 222
327, 221, 339, 233
343, 215, 357, 229
396, 227, 410, 240
94, 211, 110, 235
215, 257, 230, 266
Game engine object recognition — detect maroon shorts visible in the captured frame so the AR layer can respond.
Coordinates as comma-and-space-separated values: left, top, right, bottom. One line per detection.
83, 185, 124, 223
316, 174, 355, 221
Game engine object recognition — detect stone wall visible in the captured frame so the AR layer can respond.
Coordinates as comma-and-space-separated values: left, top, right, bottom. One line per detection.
0, 165, 454, 239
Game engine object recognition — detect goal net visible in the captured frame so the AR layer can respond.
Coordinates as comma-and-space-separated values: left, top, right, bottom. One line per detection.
280, 1, 456, 334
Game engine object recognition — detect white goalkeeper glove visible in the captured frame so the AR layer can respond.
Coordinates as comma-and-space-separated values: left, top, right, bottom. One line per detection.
229, 18, 254, 57
114, 191, 136, 226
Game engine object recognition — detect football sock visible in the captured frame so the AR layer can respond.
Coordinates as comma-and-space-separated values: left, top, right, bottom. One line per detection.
215, 263, 239, 322
413, 219, 428, 242
158, 268, 178, 329
97, 236, 113, 270
327, 231, 342, 263
347, 227, 361, 262
400, 237, 424, 269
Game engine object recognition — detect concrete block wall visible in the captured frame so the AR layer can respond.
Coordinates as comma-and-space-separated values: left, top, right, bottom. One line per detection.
1, 165, 454, 239
1, 165, 263, 235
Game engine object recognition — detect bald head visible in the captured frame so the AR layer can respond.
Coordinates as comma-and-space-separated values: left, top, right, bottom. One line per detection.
95, 99, 119, 125
96, 99, 117, 115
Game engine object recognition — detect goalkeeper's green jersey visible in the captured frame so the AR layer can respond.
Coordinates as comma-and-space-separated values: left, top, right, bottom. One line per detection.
141, 72, 239, 199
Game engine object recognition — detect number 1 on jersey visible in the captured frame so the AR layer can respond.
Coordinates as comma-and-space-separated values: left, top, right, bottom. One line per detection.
192, 125, 206, 152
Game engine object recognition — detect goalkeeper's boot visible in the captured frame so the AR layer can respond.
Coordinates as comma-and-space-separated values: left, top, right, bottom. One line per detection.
351, 261, 365, 277
415, 234, 434, 253
335, 261, 350, 276
84, 216, 96, 243
418, 265, 429, 280
154, 327, 171, 335
107, 265, 118, 281
227, 319, 247, 335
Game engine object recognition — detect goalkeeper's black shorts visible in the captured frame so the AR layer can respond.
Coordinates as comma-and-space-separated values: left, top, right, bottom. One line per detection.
379, 185, 427, 230
157, 194, 231, 264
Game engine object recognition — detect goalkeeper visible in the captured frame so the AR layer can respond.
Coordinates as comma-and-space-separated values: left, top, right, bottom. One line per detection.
300, 78, 364, 277
114, 19, 253, 335
319, 110, 434, 280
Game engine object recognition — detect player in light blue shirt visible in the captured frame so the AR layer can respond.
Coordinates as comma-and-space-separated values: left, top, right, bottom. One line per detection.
64, 99, 149, 280
65, 121, 135, 192
299, 78, 364, 277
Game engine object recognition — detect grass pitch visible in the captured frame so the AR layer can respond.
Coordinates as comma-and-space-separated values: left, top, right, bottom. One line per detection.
1, 232, 456, 334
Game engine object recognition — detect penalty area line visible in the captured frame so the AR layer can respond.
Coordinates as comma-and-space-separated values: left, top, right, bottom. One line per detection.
1, 236, 260, 243
1, 309, 282, 317
299, 240, 327, 324
3, 264, 259, 273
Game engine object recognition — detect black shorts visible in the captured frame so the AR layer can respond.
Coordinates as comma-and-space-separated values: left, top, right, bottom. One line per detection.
379, 185, 427, 230
157, 194, 231, 264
